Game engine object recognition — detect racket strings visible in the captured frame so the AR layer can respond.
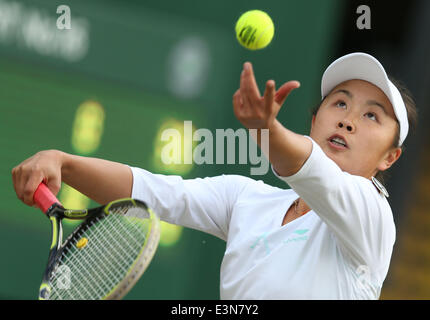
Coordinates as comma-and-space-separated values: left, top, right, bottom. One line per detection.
61, 221, 128, 299
61, 218, 119, 298
48, 205, 151, 300
52, 219, 121, 299
64, 214, 144, 299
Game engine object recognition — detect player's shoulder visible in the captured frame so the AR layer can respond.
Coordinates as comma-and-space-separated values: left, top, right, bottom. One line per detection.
349, 174, 395, 223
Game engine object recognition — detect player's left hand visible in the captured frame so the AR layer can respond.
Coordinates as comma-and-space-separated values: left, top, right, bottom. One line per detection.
233, 62, 300, 130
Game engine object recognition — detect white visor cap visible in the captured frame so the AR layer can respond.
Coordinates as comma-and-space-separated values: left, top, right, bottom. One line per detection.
321, 52, 408, 146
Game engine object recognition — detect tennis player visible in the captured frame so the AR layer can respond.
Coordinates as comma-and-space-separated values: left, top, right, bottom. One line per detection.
12, 52, 417, 299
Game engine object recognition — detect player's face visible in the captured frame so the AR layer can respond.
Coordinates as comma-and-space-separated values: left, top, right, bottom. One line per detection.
310, 79, 402, 179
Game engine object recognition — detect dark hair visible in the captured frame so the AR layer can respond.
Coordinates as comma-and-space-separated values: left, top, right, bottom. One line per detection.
311, 76, 418, 185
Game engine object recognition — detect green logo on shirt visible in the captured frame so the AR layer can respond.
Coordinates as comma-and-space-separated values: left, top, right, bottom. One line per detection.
293, 229, 309, 235
283, 229, 309, 244
250, 232, 270, 254
250, 229, 310, 255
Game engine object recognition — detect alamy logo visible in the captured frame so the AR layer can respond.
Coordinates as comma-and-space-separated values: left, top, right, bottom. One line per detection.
56, 5, 72, 30
356, 5, 371, 30
160, 121, 269, 175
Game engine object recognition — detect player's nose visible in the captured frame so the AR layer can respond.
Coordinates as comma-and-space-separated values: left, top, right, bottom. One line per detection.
337, 120, 355, 133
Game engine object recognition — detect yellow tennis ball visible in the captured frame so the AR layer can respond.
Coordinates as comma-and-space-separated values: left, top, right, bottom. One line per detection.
235, 10, 275, 50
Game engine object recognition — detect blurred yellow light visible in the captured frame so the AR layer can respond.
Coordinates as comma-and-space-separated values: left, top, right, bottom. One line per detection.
159, 221, 183, 247
71, 100, 105, 155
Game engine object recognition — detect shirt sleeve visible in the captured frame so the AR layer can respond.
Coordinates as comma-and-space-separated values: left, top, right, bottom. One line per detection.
272, 136, 396, 268
129, 167, 248, 241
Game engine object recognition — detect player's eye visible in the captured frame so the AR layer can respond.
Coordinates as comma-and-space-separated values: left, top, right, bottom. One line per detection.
365, 112, 377, 121
335, 101, 347, 108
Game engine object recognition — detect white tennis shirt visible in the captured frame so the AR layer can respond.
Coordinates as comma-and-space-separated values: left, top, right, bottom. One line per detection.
130, 137, 396, 300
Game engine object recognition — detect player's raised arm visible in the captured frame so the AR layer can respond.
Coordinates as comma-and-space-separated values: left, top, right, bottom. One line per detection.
233, 61, 308, 177
12, 150, 132, 206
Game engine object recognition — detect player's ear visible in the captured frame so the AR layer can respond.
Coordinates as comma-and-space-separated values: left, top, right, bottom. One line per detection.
377, 147, 402, 172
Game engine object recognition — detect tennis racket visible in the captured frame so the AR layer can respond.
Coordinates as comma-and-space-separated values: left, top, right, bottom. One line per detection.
33, 182, 160, 300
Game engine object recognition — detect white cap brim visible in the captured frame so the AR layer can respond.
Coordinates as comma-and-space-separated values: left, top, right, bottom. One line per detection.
321, 52, 408, 146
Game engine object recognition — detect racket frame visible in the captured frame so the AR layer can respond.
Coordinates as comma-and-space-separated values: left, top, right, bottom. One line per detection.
38, 203, 106, 300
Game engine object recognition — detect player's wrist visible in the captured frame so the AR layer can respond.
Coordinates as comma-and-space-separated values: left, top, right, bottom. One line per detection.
59, 151, 74, 179
268, 118, 284, 136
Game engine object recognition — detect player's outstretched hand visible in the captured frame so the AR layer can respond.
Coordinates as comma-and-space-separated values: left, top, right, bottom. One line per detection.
233, 62, 300, 130
12, 150, 63, 207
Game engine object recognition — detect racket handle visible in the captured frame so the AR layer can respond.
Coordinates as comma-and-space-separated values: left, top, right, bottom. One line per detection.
34, 183, 61, 214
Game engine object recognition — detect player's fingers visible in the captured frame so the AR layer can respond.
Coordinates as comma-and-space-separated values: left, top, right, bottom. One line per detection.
46, 175, 61, 197
13, 163, 32, 203
239, 68, 252, 108
22, 169, 44, 206
232, 89, 243, 115
12, 159, 30, 202
233, 88, 243, 106
233, 89, 253, 121
275, 81, 301, 106
11, 165, 23, 202
233, 91, 241, 120
263, 80, 276, 111
241, 62, 261, 104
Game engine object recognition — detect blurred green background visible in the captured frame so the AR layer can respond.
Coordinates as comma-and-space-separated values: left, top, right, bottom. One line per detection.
1, 0, 429, 300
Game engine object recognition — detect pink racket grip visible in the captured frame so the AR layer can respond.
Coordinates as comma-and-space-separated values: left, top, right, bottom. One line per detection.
33, 183, 61, 214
